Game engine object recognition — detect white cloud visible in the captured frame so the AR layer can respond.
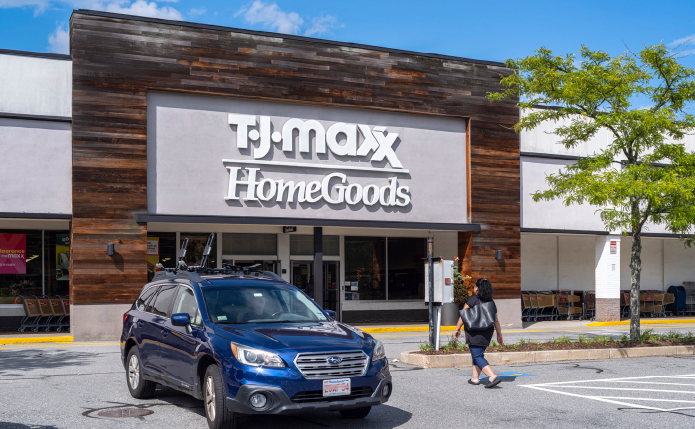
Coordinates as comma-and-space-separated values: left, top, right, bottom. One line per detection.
235, 1, 342, 37
304, 14, 342, 37
2, 0, 184, 20
102, 0, 183, 20
235, 0, 303, 34
47, 22, 70, 54
670, 34, 695, 47
188, 6, 205, 16
0, 0, 51, 15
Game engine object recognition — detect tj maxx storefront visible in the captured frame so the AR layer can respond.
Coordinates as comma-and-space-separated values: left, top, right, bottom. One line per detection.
0, 10, 521, 339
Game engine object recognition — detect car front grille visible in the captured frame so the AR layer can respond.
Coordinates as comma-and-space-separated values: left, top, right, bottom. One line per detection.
291, 386, 373, 403
294, 350, 369, 379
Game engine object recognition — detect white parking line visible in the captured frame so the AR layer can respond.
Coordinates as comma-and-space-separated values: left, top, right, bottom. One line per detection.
521, 374, 695, 412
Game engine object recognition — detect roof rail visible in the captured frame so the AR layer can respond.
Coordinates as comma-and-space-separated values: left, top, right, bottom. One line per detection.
152, 270, 204, 283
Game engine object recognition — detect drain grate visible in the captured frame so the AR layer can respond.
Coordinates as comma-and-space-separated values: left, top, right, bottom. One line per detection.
97, 408, 154, 418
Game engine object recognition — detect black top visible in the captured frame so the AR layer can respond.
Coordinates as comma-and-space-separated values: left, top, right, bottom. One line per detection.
464, 295, 497, 347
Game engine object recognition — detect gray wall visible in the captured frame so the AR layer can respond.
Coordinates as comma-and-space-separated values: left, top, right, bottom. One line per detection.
147, 91, 467, 224
0, 54, 71, 117
0, 118, 72, 214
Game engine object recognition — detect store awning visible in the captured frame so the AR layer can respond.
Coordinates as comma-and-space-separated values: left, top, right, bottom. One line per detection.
136, 214, 481, 232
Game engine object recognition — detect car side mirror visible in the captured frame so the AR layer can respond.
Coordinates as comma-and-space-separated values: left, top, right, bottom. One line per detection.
323, 310, 336, 320
172, 313, 191, 326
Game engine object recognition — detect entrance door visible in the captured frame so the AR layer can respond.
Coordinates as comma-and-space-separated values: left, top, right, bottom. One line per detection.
291, 261, 313, 298
323, 262, 339, 317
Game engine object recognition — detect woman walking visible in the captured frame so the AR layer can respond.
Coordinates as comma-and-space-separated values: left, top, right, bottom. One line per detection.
454, 278, 504, 388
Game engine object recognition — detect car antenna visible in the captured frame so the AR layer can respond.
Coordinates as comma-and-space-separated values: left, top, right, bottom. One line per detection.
198, 233, 215, 269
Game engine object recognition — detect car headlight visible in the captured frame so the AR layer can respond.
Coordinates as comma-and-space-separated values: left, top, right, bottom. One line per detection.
231, 343, 285, 368
373, 339, 386, 360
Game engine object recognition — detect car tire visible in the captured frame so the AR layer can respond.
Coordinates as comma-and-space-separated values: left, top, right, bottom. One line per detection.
126, 347, 157, 399
204, 364, 238, 429
339, 406, 372, 419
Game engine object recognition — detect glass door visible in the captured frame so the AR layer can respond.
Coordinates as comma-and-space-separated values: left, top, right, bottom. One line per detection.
291, 261, 313, 298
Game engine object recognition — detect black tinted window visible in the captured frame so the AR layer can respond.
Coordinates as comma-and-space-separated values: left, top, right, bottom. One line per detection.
136, 286, 158, 312
151, 285, 177, 317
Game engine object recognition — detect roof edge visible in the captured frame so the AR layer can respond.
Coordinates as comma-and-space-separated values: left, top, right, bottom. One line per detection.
71, 9, 506, 68
0, 48, 71, 61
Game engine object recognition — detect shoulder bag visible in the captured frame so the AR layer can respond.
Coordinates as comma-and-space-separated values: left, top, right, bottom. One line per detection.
459, 301, 496, 331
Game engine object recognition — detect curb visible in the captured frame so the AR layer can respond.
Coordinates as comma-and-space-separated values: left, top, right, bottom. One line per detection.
587, 319, 695, 327
400, 345, 695, 368
0, 336, 73, 345
361, 326, 457, 334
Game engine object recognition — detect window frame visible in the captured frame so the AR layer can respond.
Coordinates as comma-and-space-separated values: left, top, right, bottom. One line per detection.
149, 283, 179, 318
171, 284, 203, 327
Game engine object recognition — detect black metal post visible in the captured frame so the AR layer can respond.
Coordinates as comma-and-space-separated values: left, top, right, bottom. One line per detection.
428, 237, 435, 348
313, 227, 324, 308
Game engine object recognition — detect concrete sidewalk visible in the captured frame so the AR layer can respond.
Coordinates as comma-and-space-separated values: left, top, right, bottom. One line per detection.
355, 317, 695, 334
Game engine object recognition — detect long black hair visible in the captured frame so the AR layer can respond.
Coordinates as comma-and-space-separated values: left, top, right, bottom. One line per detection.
476, 278, 493, 302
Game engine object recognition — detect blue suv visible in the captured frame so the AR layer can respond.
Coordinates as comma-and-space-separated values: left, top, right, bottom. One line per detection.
121, 269, 392, 429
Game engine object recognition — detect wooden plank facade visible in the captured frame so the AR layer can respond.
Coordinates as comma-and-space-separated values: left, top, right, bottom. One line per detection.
69, 10, 520, 305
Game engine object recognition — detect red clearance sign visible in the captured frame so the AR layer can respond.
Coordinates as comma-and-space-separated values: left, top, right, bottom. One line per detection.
0, 234, 26, 274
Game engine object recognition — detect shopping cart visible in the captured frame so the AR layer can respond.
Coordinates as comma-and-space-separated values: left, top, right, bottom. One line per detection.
521, 292, 532, 322
583, 291, 596, 321
557, 291, 581, 320
18, 296, 41, 333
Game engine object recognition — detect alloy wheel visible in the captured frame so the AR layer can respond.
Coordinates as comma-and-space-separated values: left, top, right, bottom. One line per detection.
205, 375, 216, 422
128, 354, 140, 389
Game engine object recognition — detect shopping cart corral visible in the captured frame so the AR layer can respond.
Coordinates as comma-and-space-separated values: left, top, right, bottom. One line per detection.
17, 295, 70, 333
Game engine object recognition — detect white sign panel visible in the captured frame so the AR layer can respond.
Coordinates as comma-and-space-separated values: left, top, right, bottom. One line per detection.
148, 91, 467, 224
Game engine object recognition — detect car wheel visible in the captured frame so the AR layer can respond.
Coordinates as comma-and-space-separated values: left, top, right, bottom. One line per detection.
126, 347, 157, 399
204, 364, 238, 429
339, 406, 372, 419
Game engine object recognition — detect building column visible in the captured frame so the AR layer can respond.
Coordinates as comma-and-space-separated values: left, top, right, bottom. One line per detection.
313, 227, 323, 308
595, 235, 621, 322
277, 232, 290, 282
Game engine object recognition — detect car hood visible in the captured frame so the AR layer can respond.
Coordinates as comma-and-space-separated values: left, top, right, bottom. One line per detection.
213, 321, 373, 352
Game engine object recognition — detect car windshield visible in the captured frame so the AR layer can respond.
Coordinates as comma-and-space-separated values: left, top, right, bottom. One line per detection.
202, 284, 329, 324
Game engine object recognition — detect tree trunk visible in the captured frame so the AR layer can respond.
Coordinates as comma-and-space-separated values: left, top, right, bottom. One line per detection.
629, 228, 642, 341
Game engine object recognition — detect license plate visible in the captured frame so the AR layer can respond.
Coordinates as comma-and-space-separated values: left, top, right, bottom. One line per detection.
323, 378, 351, 397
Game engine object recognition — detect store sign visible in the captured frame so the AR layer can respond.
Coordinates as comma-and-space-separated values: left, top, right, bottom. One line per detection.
0, 233, 26, 274
149, 91, 468, 224
225, 115, 410, 207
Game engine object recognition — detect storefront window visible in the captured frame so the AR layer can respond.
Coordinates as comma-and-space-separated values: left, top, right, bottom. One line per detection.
147, 233, 177, 281
222, 233, 276, 256
290, 235, 339, 256
387, 237, 426, 300
44, 231, 70, 296
345, 237, 386, 301
182, 233, 218, 268
0, 231, 45, 303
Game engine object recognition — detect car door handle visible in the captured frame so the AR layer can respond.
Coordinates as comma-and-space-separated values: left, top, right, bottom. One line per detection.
137, 321, 144, 328
161, 330, 169, 337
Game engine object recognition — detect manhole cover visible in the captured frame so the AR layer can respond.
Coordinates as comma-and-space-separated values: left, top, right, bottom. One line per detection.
97, 408, 154, 418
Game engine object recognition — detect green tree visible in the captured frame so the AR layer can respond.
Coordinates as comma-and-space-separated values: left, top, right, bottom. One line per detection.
488, 44, 695, 340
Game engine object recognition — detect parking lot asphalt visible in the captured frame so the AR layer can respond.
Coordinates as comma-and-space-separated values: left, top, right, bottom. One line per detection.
2, 336, 695, 429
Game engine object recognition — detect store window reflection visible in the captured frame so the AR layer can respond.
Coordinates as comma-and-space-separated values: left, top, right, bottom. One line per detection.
387, 237, 426, 300
345, 237, 386, 301
182, 233, 217, 268
147, 233, 177, 281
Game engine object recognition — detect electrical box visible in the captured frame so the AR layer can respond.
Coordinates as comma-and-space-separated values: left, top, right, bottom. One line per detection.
424, 258, 454, 305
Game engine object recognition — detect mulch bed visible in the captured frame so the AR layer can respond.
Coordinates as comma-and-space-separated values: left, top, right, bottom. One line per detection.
414, 339, 695, 355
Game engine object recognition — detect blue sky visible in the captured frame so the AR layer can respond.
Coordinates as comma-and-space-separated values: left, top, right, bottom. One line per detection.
1, 0, 694, 68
